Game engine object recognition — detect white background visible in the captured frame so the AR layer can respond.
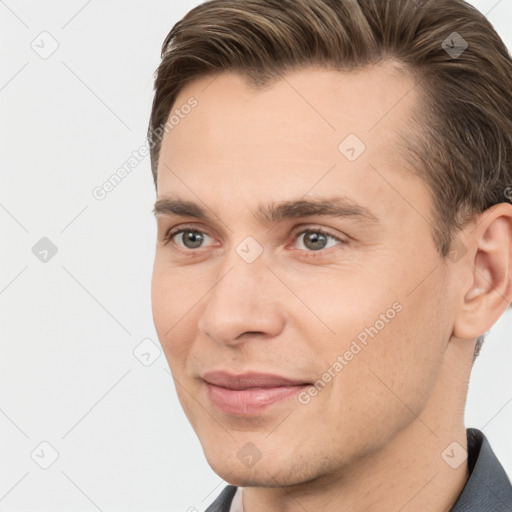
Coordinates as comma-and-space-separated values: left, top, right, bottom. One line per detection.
0, 1, 511, 511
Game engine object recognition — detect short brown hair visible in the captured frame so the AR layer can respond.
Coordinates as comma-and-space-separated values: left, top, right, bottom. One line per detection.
148, 0, 512, 354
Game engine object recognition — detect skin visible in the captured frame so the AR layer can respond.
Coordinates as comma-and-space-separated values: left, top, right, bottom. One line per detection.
151, 63, 512, 512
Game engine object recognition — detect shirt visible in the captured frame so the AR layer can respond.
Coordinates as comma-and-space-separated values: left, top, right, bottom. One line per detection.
205, 428, 512, 511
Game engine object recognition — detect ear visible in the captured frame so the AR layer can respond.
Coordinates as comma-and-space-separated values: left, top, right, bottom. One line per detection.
453, 203, 512, 340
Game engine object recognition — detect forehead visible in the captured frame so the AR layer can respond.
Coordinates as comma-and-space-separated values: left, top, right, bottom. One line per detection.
156, 64, 427, 227
160, 63, 417, 170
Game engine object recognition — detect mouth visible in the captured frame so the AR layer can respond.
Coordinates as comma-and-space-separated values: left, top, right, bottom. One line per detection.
202, 371, 312, 416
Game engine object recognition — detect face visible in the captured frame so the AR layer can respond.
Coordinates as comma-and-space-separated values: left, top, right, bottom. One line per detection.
151, 64, 457, 486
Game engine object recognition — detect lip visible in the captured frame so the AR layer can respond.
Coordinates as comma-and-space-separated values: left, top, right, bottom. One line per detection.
202, 371, 309, 389
202, 371, 311, 416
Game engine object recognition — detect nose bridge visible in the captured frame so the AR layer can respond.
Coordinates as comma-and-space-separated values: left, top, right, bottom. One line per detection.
197, 247, 284, 345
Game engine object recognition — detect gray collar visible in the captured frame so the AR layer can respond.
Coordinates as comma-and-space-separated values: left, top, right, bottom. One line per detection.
450, 428, 512, 511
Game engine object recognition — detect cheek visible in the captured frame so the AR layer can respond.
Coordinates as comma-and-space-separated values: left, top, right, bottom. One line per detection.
339, 280, 447, 416
300, 303, 445, 457
151, 262, 171, 339
152, 256, 199, 326
151, 261, 196, 365
302, 258, 448, 418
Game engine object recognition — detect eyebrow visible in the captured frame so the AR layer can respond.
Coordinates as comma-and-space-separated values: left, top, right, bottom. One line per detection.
153, 196, 380, 226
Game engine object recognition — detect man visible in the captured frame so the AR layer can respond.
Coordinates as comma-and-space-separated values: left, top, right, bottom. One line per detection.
148, 0, 512, 510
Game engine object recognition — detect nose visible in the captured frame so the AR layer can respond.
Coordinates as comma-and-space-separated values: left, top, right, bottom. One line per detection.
197, 255, 286, 346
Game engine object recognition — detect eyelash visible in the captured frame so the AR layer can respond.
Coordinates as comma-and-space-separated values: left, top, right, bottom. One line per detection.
162, 224, 346, 257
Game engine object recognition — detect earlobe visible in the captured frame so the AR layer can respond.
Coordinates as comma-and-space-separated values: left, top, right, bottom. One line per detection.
453, 204, 512, 340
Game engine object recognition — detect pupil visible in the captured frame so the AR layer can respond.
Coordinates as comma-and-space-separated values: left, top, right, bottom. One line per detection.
184, 231, 203, 249
305, 232, 327, 251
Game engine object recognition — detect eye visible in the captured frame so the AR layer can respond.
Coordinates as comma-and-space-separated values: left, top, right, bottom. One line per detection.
162, 225, 346, 254
163, 227, 215, 250
292, 228, 344, 252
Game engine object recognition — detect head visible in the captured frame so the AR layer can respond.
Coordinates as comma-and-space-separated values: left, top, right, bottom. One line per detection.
149, 0, 512, 487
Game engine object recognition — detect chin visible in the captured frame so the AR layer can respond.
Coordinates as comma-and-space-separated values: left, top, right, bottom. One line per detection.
204, 458, 264, 486
204, 450, 320, 489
